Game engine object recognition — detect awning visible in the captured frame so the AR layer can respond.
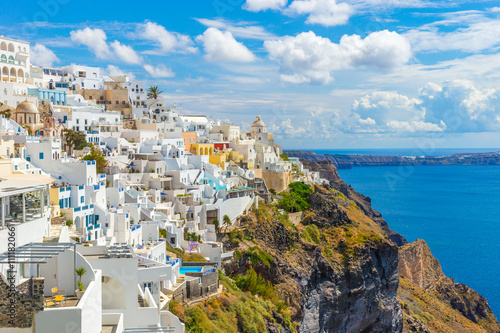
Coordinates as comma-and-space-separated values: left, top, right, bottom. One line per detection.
0, 242, 75, 264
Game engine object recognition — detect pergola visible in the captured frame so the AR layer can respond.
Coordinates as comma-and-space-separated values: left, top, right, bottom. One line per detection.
0, 242, 77, 289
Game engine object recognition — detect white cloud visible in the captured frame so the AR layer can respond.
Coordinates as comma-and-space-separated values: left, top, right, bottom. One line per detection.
195, 18, 276, 40
143, 64, 175, 78
70, 28, 112, 59
351, 80, 500, 134
243, 0, 288, 11
70, 27, 143, 64
403, 10, 500, 53
385, 120, 445, 132
105, 65, 136, 81
30, 44, 59, 67
420, 80, 500, 132
287, 0, 354, 26
110, 41, 143, 64
353, 91, 423, 123
196, 28, 257, 63
137, 22, 197, 55
405, 19, 500, 53
264, 30, 411, 84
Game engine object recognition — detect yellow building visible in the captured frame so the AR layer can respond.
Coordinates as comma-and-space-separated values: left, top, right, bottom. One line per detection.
209, 152, 227, 168
208, 151, 246, 169
191, 143, 214, 156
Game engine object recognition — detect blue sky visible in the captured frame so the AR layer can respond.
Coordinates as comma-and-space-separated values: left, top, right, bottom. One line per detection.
3, 0, 500, 149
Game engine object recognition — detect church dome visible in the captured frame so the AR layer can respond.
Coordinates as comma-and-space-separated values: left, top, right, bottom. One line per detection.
15, 101, 38, 114
251, 115, 266, 128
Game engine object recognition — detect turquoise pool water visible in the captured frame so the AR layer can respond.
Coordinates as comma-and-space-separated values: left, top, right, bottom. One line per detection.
180, 267, 202, 274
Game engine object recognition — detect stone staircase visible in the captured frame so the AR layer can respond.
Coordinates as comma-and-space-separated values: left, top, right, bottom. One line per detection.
138, 294, 145, 307
163, 275, 185, 297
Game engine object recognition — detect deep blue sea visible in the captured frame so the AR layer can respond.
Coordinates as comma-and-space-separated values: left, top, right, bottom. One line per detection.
317, 149, 500, 315
308, 148, 500, 156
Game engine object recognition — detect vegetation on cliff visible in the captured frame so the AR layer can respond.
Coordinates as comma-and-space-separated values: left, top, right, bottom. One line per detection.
171, 179, 499, 332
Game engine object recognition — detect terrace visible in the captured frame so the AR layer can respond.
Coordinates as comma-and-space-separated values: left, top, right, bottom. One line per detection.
0, 174, 52, 231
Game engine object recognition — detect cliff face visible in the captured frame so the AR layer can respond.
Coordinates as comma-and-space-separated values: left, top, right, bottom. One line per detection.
223, 185, 403, 332
174, 159, 499, 332
398, 240, 500, 333
286, 150, 500, 169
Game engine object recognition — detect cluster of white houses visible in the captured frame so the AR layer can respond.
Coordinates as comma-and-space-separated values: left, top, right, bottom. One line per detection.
0, 35, 326, 333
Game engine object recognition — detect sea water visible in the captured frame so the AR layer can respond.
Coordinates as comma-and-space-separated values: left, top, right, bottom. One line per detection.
334, 163, 500, 315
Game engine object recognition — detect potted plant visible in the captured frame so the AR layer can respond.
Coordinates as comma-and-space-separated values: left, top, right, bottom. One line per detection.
75, 266, 87, 299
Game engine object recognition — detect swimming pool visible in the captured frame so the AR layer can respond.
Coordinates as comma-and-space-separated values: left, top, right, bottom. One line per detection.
179, 267, 202, 274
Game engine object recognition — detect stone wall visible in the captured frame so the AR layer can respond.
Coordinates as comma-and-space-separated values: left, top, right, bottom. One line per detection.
170, 282, 187, 302
262, 170, 292, 193
0, 274, 44, 328
186, 278, 201, 299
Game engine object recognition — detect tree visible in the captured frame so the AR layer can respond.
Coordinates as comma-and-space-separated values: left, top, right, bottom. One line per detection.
63, 129, 87, 151
82, 145, 109, 174
147, 86, 163, 100
212, 218, 220, 234
75, 266, 87, 284
223, 215, 231, 232
0, 109, 12, 119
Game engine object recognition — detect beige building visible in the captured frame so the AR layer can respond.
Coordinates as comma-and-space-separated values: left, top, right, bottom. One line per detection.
80, 82, 132, 116
210, 124, 240, 141
12, 100, 43, 134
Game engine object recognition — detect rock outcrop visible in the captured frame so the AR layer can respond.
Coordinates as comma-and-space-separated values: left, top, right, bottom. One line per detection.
398, 240, 500, 332
224, 186, 403, 332
286, 150, 500, 169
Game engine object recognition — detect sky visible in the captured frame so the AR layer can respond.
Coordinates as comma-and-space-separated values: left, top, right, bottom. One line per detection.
2, 0, 500, 149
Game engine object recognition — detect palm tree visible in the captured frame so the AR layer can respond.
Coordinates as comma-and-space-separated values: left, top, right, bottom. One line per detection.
147, 86, 163, 100
75, 267, 87, 284
223, 215, 231, 232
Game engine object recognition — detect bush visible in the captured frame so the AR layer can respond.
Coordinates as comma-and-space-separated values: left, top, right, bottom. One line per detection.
278, 182, 313, 213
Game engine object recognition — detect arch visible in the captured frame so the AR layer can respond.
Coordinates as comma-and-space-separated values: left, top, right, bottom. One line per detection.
0, 42, 6, 50
75, 216, 81, 228
101, 276, 126, 309
7, 43, 14, 52
0, 54, 6, 63
204, 147, 209, 155
9, 68, 16, 82
17, 68, 23, 78
7, 55, 14, 64
209, 148, 213, 155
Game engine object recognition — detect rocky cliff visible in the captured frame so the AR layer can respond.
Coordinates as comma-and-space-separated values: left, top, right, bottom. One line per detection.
221, 185, 404, 332
398, 240, 499, 333
172, 163, 499, 332
286, 150, 500, 169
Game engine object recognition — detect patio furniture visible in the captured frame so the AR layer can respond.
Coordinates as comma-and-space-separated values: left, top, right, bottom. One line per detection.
53, 295, 66, 306
44, 298, 55, 307
51, 287, 67, 296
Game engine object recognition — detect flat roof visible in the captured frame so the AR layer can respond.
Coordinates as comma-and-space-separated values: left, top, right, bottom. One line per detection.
0, 174, 54, 197
0, 35, 29, 44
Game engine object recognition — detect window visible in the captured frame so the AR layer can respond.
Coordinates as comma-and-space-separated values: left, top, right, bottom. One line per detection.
122, 101, 125, 104
39, 152, 44, 159
100, 96, 104, 100
89, 96, 92, 99
84, 119, 87, 125
76, 119, 79, 124
81, 196, 84, 203
143, 282, 152, 293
